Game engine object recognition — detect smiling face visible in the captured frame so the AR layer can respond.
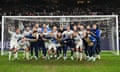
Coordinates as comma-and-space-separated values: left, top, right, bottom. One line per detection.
53, 26, 57, 32
80, 25, 84, 30
16, 29, 20, 34
73, 25, 77, 31
92, 24, 97, 29
66, 26, 70, 31
35, 24, 39, 28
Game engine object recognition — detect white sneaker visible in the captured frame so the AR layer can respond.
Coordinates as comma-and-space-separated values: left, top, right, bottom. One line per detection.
97, 55, 101, 60
50, 55, 53, 58
63, 56, 67, 60
87, 57, 93, 61
57, 55, 62, 60
34, 56, 38, 60
70, 56, 74, 61
86, 56, 89, 60
54, 55, 57, 58
92, 57, 96, 62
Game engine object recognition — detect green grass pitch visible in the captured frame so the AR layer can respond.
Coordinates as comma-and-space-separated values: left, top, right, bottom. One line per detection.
0, 51, 120, 72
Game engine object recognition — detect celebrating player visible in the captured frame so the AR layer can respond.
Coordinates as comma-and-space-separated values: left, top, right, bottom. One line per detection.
8, 28, 23, 60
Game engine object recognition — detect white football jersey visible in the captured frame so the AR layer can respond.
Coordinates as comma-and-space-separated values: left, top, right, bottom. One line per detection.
62, 30, 73, 36
79, 30, 86, 38
23, 30, 32, 36
9, 31, 23, 41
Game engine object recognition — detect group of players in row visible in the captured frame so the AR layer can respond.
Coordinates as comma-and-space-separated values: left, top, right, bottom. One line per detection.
8, 23, 101, 62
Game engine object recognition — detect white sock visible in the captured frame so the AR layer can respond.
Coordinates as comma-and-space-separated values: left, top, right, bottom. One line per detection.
9, 51, 12, 60
79, 53, 82, 61
23, 51, 25, 58
26, 52, 29, 60
76, 52, 79, 59
14, 52, 18, 59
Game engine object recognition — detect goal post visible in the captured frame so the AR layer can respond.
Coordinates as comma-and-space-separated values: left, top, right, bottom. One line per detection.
1, 15, 119, 56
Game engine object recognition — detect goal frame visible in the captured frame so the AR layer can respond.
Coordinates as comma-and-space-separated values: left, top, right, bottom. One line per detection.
1, 15, 119, 55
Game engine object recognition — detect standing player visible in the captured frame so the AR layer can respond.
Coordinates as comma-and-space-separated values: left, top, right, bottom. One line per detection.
35, 23, 42, 33
73, 31, 83, 61
62, 26, 73, 60
47, 32, 57, 60
38, 33, 47, 60
23, 26, 32, 37
28, 28, 39, 60
91, 24, 101, 59
56, 31, 63, 60
78, 25, 87, 59
8, 28, 23, 60
84, 26, 96, 61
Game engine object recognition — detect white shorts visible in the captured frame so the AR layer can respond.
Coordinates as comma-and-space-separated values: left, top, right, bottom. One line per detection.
56, 43, 61, 47
17, 45, 27, 50
76, 40, 83, 49
48, 43, 56, 50
10, 40, 18, 49
17, 41, 30, 50
45, 42, 50, 48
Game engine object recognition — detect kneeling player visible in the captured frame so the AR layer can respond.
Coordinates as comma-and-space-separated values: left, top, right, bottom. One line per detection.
17, 37, 30, 60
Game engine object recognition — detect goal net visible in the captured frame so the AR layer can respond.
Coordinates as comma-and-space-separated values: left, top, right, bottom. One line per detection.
1, 15, 119, 55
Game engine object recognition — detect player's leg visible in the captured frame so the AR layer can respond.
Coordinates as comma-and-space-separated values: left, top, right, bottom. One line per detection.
47, 44, 52, 60
76, 44, 80, 61
79, 41, 83, 61
30, 43, 34, 59
53, 44, 57, 58
41, 45, 47, 59
83, 39, 89, 59
70, 47, 74, 60
13, 48, 18, 60
96, 40, 101, 60
8, 41, 14, 60
92, 43, 97, 62
57, 46, 63, 60
63, 44, 67, 60
23, 44, 30, 60
34, 45, 39, 60
87, 46, 93, 61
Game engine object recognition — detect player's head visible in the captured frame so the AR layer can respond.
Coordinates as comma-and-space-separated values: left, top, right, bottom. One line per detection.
73, 25, 77, 31
66, 25, 70, 31
80, 25, 84, 30
35, 23, 39, 28
92, 24, 97, 29
43, 24, 47, 28
16, 28, 20, 34
60, 26, 63, 30
32, 27, 37, 32
26, 27, 30, 31
86, 25, 91, 33
77, 22, 81, 28
43, 28, 47, 33
21, 37, 26, 42
53, 26, 57, 32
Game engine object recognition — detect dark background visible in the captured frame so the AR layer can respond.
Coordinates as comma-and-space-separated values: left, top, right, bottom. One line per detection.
0, 0, 120, 41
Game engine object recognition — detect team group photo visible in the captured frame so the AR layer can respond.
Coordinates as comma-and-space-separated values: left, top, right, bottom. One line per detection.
0, 0, 120, 72
7, 21, 101, 62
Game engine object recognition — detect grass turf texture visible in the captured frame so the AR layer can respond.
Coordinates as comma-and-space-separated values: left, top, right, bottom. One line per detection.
0, 51, 120, 72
